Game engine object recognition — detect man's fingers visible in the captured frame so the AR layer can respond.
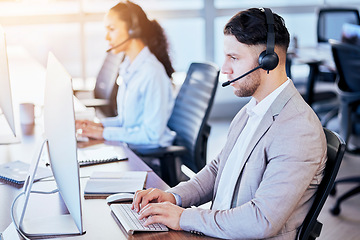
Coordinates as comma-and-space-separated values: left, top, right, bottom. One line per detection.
139, 202, 167, 219
143, 215, 163, 226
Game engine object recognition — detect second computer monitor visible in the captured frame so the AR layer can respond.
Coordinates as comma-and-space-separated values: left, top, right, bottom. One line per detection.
0, 25, 19, 144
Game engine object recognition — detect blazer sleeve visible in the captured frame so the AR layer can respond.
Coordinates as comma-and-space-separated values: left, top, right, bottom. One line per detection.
169, 107, 248, 207
169, 155, 219, 207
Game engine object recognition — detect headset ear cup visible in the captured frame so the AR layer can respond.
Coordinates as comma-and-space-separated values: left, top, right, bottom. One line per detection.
129, 27, 142, 38
128, 29, 134, 37
258, 50, 279, 71
128, 27, 141, 39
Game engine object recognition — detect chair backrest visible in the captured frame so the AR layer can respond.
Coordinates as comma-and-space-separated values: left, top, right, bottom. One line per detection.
298, 128, 345, 240
168, 62, 219, 173
94, 52, 124, 116
330, 39, 360, 92
317, 8, 360, 43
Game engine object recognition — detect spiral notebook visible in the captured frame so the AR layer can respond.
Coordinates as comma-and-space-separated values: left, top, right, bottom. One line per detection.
0, 160, 52, 186
77, 145, 128, 167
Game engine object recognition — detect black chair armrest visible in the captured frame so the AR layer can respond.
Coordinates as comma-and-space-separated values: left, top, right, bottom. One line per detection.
309, 221, 323, 239
132, 145, 187, 158
79, 98, 110, 108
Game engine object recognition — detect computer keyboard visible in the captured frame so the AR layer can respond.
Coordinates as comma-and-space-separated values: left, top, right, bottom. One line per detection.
110, 204, 168, 235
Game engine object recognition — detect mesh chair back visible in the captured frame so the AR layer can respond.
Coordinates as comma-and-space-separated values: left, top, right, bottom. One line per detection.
298, 128, 345, 240
94, 52, 124, 115
317, 8, 360, 43
330, 40, 360, 92
168, 62, 219, 172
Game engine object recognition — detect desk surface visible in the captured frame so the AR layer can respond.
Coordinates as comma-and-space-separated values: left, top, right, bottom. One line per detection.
289, 44, 335, 71
0, 132, 217, 240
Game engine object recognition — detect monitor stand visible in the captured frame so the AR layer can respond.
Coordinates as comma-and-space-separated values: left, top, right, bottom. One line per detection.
20, 215, 81, 239
11, 139, 84, 239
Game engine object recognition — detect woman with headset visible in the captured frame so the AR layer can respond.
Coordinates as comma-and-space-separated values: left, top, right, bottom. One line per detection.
76, 1, 175, 147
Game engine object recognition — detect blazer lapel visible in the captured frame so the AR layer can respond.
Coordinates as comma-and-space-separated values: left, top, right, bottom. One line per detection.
213, 108, 249, 198
221, 109, 249, 164
242, 81, 298, 165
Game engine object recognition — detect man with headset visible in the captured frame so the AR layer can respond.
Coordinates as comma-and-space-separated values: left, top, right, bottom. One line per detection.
132, 8, 327, 239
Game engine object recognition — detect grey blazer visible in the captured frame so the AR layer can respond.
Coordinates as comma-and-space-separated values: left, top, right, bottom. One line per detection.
170, 81, 327, 239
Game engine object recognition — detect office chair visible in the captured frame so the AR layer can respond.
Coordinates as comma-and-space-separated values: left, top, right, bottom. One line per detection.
324, 40, 360, 216
316, 7, 360, 85
296, 8, 360, 113
297, 128, 345, 240
132, 62, 220, 187
76, 52, 124, 117
327, 40, 360, 147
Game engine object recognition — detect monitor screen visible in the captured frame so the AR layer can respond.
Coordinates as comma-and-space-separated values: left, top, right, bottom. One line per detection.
0, 25, 18, 144
43, 52, 84, 234
15, 52, 84, 237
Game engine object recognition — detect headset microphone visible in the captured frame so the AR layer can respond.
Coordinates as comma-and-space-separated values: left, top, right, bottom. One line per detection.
222, 8, 279, 88
106, 37, 131, 52
222, 66, 262, 87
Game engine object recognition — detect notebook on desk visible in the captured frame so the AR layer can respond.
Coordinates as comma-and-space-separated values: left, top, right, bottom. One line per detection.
77, 145, 128, 167
0, 160, 52, 186
84, 171, 147, 199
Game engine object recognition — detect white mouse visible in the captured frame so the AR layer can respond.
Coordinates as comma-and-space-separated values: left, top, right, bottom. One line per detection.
106, 192, 135, 203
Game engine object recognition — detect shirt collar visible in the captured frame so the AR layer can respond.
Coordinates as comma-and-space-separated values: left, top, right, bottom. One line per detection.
120, 46, 151, 82
246, 78, 290, 117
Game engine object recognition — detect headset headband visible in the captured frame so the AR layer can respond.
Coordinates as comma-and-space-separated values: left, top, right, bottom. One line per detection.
124, 1, 140, 37
262, 8, 275, 55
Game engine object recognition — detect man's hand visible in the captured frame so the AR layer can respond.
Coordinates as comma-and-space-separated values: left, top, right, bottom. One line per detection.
131, 188, 176, 212
138, 202, 184, 231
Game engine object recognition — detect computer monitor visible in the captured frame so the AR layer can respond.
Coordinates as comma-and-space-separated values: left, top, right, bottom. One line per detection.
12, 52, 84, 238
0, 25, 20, 144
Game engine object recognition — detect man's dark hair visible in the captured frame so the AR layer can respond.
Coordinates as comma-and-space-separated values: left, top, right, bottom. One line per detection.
224, 8, 290, 51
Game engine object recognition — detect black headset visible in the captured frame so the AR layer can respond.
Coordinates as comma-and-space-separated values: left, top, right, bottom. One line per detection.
125, 1, 141, 39
106, 1, 142, 52
258, 8, 279, 71
222, 8, 280, 87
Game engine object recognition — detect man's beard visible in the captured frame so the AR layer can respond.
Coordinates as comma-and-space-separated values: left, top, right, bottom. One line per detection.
234, 69, 261, 97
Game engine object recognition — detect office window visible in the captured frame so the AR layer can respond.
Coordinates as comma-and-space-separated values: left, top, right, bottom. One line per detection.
2, 0, 360, 83
0, 1, 79, 17
84, 22, 108, 79
214, 16, 228, 69
325, 0, 360, 4
215, 0, 323, 8
282, 13, 317, 47
82, 0, 203, 12
133, 0, 203, 10
160, 18, 205, 72
4, 23, 82, 78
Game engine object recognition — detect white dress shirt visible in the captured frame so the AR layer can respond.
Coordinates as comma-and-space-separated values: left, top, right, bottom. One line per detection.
212, 79, 290, 210
101, 47, 175, 147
